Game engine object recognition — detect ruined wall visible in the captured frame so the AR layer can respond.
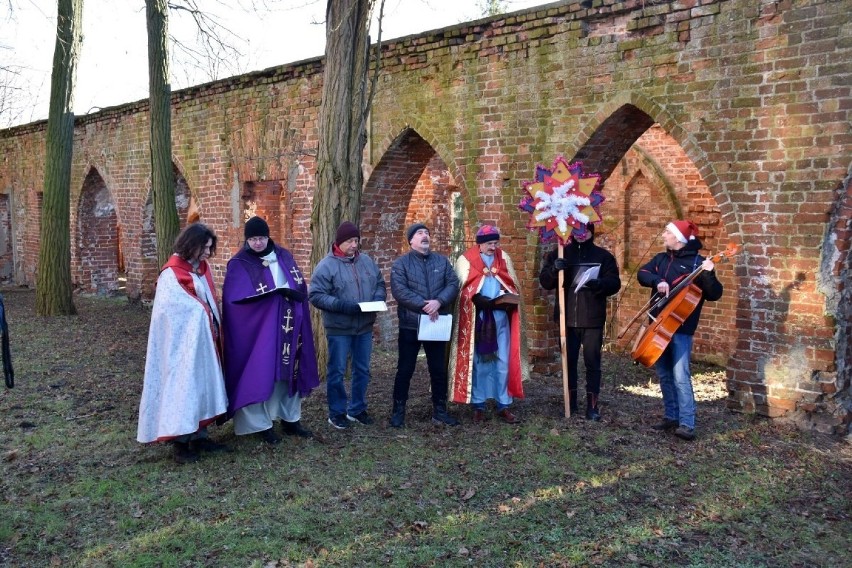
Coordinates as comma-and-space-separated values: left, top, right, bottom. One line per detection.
0, 0, 849, 430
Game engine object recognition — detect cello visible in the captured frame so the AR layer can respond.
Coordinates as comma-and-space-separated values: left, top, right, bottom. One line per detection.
618, 243, 739, 368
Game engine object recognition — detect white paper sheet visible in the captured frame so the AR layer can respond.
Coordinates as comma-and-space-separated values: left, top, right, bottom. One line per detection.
358, 301, 388, 312
573, 265, 600, 293
417, 314, 453, 341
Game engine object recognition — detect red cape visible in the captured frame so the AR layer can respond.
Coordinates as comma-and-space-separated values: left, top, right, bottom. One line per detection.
448, 247, 525, 404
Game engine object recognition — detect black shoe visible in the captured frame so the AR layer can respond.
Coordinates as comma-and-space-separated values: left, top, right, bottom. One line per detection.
346, 411, 374, 425
431, 404, 460, 426
674, 425, 696, 441
585, 407, 601, 421
328, 414, 349, 430
281, 420, 314, 438
585, 393, 601, 421
192, 438, 232, 453
569, 390, 578, 416
258, 428, 281, 445
652, 418, 679, 431
389, 400, 406, 428
173, 441, 200, 464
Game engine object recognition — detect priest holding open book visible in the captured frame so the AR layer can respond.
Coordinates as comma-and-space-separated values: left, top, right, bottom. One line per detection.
539, 222, 621, 420
449, 225, 529, 424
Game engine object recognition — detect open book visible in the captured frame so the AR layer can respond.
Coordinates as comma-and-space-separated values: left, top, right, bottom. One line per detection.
494, 292, 520, 306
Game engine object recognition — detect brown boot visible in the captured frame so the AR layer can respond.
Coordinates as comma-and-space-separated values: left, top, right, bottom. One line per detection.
497, 408, 520, 424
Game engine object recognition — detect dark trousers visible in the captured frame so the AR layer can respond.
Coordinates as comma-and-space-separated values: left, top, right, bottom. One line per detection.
392, 328, 449, 405
566, 327, 603, 396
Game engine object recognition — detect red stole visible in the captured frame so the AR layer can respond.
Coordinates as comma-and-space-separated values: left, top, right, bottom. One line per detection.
162, 255, 222, 358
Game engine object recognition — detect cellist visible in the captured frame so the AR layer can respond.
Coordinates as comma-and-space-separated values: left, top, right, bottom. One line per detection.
638, 220, 723, 441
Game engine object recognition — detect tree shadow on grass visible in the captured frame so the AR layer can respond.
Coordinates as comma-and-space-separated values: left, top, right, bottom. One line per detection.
1, 289, 849, 566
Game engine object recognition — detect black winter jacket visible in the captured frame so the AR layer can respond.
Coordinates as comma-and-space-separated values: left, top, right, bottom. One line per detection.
637, 238, 723, 336
390, 250, 459, 331
539, 237, 621, 328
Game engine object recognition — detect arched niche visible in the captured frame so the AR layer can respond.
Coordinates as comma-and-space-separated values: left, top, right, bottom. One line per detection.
564, 107, 737, 365
75, 168, 121, 296
362, 127, 469, 343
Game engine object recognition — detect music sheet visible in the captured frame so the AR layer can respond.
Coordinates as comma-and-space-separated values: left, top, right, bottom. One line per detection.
417, 314, 453, 341
572, 265, 600, 293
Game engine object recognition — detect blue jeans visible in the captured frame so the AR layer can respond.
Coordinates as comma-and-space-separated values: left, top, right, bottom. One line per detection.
326, 333, 373, 418
655, 333, 696, 429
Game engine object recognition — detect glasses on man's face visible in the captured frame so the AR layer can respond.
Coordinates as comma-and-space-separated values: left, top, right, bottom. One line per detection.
248, 236, 268, 244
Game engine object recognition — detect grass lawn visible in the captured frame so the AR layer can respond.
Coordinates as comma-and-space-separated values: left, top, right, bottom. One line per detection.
0, 289, 849, 567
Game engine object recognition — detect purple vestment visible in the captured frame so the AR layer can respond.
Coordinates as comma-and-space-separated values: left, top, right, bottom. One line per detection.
222, 243, 319, 414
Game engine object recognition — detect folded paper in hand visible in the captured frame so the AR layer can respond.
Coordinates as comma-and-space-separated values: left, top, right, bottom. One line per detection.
571, 264, 600, 293
417, 314, 452, 341
358, 301, 388, 312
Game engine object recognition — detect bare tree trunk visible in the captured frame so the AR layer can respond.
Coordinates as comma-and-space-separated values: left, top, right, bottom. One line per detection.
309, 0, 378, 373
35, 0, 83, 316
147, 0, 179, 267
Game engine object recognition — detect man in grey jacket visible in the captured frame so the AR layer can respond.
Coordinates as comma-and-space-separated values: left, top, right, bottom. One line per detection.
389, 223, 460, 428
309, 221, 387, 430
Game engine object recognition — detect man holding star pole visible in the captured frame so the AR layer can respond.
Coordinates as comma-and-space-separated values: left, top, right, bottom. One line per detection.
519, 157, 610, 418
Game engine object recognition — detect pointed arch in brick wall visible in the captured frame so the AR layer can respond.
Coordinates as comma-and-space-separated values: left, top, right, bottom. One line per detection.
573, 92, 736, 233
361, 127, 469, 344
75, 168, 121, 296
560, 106, 738, 366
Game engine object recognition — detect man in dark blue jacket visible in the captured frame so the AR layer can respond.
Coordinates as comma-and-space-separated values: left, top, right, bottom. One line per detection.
539, 223, 621, 420
389, 223, 460, 427
638, 220, 723, 441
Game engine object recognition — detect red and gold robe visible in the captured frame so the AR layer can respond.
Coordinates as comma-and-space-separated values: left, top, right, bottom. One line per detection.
448, 246, 528, 404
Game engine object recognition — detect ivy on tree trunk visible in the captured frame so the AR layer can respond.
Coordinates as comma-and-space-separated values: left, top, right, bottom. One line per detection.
36, 0, 83, 316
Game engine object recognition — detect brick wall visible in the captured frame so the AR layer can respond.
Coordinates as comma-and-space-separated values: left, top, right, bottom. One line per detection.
0, 194, 11, 282
0, 0, 849, 431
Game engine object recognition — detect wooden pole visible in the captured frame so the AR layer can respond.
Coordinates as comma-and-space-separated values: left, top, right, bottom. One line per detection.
557, 245, 571, 418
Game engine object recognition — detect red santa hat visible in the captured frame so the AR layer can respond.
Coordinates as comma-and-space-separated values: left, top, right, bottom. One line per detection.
666, 220, 697, 244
